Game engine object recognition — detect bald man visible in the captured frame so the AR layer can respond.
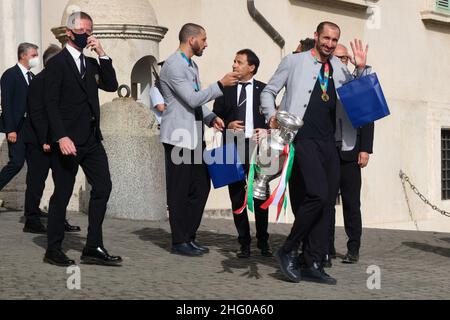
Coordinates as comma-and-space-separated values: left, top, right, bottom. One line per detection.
333, 44, 350, 65
326, 44, 374, 266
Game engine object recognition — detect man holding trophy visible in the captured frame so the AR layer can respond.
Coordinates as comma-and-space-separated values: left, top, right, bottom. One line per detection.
260, 21, 370, 284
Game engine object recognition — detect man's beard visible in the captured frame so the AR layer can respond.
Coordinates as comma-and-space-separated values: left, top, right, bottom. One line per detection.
192, 42, 204, 57
317, 44, 333, 57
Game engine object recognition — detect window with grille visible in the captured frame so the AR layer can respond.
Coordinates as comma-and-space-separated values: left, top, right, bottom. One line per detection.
441, 129, 450, 199
436, 0, 450, 13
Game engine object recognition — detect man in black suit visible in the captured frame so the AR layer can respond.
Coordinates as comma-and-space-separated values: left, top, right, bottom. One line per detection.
0, 43, 39, 212
22, 44, 81, 235
327, 44, 374, 265
213, 49, 271, 258
43, 11, 120, 267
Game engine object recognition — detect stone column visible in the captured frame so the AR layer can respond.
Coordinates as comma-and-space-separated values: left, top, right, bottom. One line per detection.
0, 0, 18, 73
0, 0, 42, 210
23, 0, 43, 68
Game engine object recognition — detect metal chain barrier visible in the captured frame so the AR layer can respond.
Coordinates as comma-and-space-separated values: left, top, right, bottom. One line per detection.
399, 170, 450, 218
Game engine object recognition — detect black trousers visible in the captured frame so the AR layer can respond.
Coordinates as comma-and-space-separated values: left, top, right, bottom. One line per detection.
328, 159, 362, 255
228, 162, 269, 247
0, 130, 26, 191
164, 143, 211, 245
47, 133, 112, 251
24, 143, 51, 222
283, 138, 340, 267
288, 158, 304, 217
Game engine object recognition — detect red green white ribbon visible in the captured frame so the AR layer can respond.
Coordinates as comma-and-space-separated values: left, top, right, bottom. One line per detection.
260, 143, 295, 222
234, 143, 295, 224
233, 145, 258, 215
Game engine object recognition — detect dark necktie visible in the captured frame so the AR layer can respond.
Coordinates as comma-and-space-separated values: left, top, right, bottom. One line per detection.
237, 82, 250, 122
26, 71, 32, 85
80, 53, 86, 79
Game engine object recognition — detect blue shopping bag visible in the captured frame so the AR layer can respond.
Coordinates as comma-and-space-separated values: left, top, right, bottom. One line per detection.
337, 73, 390, 128
204, 142, 245, 189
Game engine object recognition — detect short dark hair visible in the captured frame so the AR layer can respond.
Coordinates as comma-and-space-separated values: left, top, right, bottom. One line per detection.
43, 44, 62, 67
300, 38, 315, 52
236, 49, 260, 75
17, 42, 38, 61
178, 23, 205, 43
316, 21, 340, 35
67, 11, 93, 29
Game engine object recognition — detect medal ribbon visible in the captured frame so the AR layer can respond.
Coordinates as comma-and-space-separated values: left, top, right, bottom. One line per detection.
311, 49, 330, 98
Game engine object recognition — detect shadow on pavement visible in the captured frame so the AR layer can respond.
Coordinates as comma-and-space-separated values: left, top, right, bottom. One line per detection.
402, 241, 450, 258
32, 233, 86, 254
133, 227, 289, 281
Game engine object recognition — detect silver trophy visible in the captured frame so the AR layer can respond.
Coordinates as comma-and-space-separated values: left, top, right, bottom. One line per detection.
252, 111, 303, 200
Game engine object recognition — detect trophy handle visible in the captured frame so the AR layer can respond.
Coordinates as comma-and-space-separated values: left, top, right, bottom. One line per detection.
286, 131, 294, 143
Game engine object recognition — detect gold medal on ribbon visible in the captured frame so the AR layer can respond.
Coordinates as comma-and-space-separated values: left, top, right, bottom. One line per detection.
321, 93, 330, 102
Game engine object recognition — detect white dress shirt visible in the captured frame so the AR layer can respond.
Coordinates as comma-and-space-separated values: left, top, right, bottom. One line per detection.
66, 44, 110, 73
236, 78, 254, 138
149, 85, 165, 124
17, 62, 31, 85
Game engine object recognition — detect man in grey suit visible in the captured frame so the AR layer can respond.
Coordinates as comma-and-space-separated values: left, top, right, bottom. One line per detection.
159, 23, 239, 257
261, 21, 370, 284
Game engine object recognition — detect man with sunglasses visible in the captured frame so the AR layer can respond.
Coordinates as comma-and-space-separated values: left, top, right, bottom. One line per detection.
326, 44, 374, 266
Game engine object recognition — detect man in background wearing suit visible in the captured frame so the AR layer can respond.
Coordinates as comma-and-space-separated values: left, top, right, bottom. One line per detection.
43, 11, 119, 267
0, 42, 40, 231
22, 44, 81, 236
159, 23, 239, 257
327, 44, 374, 265
213, 49, 271, 258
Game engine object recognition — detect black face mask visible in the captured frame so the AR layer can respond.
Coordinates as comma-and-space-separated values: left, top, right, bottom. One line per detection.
71, 31, 88, 49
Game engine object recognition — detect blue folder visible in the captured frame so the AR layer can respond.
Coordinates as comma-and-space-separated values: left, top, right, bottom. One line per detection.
204, 143, 245, 189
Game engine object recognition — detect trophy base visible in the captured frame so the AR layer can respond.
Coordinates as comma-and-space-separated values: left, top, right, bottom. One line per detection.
253, 186, 271, 201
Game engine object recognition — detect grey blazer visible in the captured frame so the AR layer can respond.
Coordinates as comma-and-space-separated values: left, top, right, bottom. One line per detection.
159, 51, 223, 150
260, 50, 370, 151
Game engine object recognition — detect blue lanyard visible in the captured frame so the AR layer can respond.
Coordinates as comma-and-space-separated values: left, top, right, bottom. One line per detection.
179, 50, 200, 91
179, 50, 192, 67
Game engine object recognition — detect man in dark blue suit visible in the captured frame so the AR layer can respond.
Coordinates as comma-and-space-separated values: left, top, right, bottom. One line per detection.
43, 12, 120, 267
0, 43, 39, 222
213, 49, 271, 258
21, 44, 81, 235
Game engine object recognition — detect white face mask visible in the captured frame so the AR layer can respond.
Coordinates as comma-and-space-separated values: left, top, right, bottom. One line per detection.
28, 57, 39, 69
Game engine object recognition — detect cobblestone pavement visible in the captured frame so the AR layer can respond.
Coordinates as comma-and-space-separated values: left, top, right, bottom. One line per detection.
0, 209, 449, 300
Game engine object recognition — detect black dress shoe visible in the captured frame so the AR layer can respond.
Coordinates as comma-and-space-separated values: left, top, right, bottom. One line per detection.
171, 243, 203, 257
236, 245, 250, 258
64, 220, 81, 233
329, 248, 336, 259
189, 241, 209, 253
275, 248, 302, 283
38, 211, 48, 219
81, 246, 122, 266
301, 262, 337, 285
23, 220, 47, 234
44, 249, 75, 267
297, 252, 307, 268
323, 254, 333, 268
258, 243, 273, 257
342, 252, 359, 264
